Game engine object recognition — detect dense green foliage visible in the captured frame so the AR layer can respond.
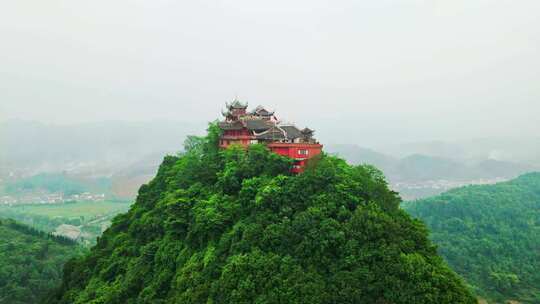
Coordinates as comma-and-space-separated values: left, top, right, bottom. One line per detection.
48, 125, 475, 304
0, 218, 84, 304
404, 173, 540, 303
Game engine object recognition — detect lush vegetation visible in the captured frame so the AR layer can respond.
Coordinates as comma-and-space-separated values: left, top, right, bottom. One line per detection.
404, 173, 540, 303
0, 218, 85, 304
0, 200, 132, 246
47, 125, 475, 304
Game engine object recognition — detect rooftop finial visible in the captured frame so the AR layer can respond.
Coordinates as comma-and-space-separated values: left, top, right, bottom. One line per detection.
227, 97, 248, 109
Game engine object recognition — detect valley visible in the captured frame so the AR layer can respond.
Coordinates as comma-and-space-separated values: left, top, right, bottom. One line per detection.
2, 2, 539, 302
0, 124, 538, 303
0, 200, 131, 246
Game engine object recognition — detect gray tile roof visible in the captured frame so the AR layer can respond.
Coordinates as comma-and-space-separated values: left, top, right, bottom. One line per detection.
280, 125, 302, 139
301, 127, 314, 134
255, 127, 286, 140
246, 119, 273, 131
251, 106, 274, 116
218, 104, 318, 143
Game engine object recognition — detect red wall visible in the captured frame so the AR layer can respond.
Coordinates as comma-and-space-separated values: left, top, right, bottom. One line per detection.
268, 144, 322, 159
219, 134, 323, 173
267, 143, 323, 173
224, 129, 250, 137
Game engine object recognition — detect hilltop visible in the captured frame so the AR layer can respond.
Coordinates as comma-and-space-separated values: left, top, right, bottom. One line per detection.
47, 125, 475, 303
404, 173, 540, 303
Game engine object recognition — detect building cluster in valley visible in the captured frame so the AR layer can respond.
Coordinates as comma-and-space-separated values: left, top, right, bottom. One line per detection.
0, 192, 106, 206
393, 177, 510, 200
218, 100, 323, 173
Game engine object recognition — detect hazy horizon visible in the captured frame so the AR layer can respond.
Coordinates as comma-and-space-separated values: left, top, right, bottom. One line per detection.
2, 1, 539, 146
3, 117, 540, 146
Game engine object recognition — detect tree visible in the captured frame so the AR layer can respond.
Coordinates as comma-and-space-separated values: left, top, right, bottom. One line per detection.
47, 125, 476, 304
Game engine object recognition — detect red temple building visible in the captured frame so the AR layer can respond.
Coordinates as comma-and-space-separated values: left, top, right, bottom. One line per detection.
218, 99, 323, 173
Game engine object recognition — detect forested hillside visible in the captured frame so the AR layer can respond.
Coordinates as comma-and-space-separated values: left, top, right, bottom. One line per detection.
404, 173, 540, 303
0, 219, 84, 304
48, 126, 475, 304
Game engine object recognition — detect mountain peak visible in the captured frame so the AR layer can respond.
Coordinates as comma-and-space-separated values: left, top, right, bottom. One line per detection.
48, 126, 475, 304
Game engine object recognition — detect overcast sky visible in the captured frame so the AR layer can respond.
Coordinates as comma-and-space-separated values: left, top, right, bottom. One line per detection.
1, 0, 539, 146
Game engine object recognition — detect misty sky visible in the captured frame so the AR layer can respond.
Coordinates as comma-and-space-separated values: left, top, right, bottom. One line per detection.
1, 0, 539, 146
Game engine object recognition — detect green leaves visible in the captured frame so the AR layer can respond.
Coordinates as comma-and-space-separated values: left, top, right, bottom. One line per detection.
0, 219, 84, 304
404, 172, 540, 303
48, 126, 476, 304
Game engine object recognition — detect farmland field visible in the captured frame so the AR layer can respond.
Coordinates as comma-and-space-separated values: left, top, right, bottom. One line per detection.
0, 200, 132, 246
2, 200, 130, 218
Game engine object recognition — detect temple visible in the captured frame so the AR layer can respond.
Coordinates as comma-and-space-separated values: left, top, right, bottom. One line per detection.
218, 99, 323, 173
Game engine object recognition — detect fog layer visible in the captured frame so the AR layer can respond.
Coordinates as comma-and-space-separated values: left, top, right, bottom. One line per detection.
1, 1, 539, 146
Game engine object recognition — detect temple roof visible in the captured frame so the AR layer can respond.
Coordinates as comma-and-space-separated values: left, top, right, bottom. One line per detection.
251, 124, 306, 141
218, 104, 317, 143
226, 99, 248, 109
250, 105, 274, 116
280, 125, 302, 139
219, 119, 276, 132
301, 127, 314, 134
246, 119, 273, 131
255, 126, 287, 140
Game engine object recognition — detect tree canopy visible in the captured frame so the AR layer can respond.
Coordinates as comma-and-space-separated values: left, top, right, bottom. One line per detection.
47, 125, 475, 304
0, 218, 84, 304
404, 173, 540, 303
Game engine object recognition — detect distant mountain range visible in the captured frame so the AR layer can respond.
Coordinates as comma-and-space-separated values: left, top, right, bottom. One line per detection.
0, 120, 205, 176
2, 120, 538, 200
377, 137, 540, 166
326, 144, 537, 183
